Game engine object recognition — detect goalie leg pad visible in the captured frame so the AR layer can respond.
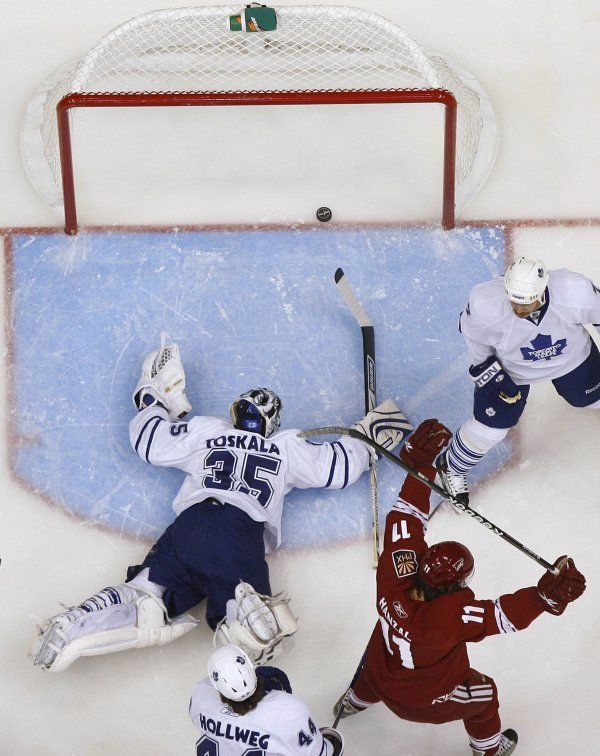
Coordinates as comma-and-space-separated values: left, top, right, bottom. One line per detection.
214, 582, 298, 664
31, 586, 199, 672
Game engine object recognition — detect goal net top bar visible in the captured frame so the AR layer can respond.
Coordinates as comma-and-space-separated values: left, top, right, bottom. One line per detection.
24, 5, 498, 231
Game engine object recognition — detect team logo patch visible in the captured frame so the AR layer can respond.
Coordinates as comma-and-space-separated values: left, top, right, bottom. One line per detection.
393, 600, 408, 619
391, 549, 417, 578
521, 333, 566, 362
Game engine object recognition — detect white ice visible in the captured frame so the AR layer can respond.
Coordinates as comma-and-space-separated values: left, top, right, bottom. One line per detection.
1, 2, 599, 754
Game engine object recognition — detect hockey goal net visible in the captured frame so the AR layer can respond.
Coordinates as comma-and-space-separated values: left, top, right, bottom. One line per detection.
22, 4, 498, 234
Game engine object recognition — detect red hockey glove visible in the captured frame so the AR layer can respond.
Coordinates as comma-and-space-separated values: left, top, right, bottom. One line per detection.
400, 419, 452, 467
537, 556, 586, 615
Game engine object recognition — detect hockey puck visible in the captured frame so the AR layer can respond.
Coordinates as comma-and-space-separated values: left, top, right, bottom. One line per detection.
316, 206, 332, 223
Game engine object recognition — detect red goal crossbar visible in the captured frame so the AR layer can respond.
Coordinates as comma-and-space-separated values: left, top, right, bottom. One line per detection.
57, 89, 457, 235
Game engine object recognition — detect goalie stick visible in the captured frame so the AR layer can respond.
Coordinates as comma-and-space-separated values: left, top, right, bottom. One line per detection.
334, 268, 379, 568
300, 426, 559, 575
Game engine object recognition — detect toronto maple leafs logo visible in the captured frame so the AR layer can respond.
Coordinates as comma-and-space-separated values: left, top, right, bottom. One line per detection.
520, 333, 567, 362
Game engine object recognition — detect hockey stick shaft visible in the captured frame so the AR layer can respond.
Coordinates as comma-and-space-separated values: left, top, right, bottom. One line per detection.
332, 651, 367, 728
335, 268, 380, 569
300, 426, 559, 574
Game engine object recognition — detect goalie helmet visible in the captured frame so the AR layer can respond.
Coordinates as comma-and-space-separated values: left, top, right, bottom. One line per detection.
230, 388, 282, 437
418, 541, 474, 591
207, 644, 257, 702
504, 256, 549, 304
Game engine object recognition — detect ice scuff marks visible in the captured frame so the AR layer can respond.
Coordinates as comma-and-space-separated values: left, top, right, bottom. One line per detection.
7, 225, 507, 549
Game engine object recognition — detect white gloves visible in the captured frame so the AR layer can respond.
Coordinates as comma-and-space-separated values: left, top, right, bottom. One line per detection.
133, 342, 192, 421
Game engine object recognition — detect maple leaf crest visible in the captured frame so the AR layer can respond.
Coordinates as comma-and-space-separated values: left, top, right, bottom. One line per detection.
520, 333, 567, 362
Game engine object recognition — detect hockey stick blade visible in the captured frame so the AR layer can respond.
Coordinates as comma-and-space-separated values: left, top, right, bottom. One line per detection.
300, 426, 559, 574
334, 268, 373, 328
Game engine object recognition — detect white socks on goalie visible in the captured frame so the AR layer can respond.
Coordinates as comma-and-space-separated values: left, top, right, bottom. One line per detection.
446, 417, 508, 477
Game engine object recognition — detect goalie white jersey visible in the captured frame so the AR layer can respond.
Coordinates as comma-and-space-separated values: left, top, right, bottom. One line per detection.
190, 678, 333, 756
459, 269, 600, 384
130, 406, 370, 551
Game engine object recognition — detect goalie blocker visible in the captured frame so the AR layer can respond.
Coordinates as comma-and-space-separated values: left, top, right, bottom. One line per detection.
353, 398, 413, 456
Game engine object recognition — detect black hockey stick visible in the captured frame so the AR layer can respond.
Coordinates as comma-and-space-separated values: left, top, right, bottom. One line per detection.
334, 268, 380, 568
300, 426, 559, 574
332, 651, 367, 728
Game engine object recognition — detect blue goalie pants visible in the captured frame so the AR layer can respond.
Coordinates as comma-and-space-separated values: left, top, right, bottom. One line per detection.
127, 500, 271, 630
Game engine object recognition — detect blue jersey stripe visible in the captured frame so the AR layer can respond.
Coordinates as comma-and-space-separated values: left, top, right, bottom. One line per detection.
335, 441, 350, 489
145, 417, 165, 462
325, 445, 338, 488
134, 414, 165, 454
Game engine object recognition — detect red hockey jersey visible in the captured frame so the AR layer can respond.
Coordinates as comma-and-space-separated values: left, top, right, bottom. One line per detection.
366, 463, 547, 707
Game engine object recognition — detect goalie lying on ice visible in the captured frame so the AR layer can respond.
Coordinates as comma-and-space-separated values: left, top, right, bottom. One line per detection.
31, 342, 412, 671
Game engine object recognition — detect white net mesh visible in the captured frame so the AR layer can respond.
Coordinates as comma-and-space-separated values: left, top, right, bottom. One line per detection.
25, 5, 498, 216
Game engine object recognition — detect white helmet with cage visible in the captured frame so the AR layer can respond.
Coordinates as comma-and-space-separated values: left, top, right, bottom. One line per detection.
207, 644, 257, 702
504, 256, 549, 304
230, 388, 282, 437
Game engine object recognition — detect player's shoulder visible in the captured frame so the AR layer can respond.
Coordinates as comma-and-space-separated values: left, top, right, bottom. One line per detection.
466, 277, 508, 322
548, 268, 596, 302
259, 689, 308, 717
270, 427, 302, 441
189, 415, 232, 434
189, 677, 219, 713
269, 428, 311, 449
422, 587, 476, 623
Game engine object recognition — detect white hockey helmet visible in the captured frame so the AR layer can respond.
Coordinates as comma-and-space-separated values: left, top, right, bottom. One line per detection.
230, 388, 282, 437
207, 644, 257, 702
504, 256, 549, 304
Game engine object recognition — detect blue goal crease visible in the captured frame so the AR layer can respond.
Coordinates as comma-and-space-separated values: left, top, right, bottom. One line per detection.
8, 225, 507, 549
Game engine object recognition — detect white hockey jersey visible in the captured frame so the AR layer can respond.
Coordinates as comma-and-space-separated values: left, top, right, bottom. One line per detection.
190, 678, 334, 755
459, 269, 600, 384
130, 406, 370, 551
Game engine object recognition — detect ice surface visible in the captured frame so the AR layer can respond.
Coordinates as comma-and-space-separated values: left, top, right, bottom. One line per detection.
1, 2, 600, 754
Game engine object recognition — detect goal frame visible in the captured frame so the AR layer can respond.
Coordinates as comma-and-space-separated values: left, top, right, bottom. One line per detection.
56, 88, 457, 235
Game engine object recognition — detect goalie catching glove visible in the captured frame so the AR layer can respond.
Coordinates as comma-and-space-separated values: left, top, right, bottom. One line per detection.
133, 342, 192, 421
353, 399, 413, 455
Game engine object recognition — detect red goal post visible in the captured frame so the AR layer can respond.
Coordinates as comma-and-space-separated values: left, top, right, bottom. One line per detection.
23, 5, 497, 234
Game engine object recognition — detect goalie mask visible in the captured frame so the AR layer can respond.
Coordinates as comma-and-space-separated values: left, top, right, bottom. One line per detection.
417, 541, 474, 593
230, 388, 282, 437
207, 645, 257, 702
